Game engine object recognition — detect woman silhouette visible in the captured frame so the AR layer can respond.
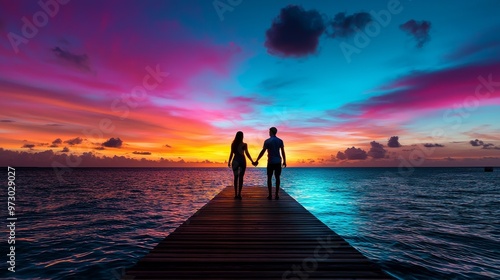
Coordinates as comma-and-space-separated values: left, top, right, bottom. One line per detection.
228, 131, 255, 199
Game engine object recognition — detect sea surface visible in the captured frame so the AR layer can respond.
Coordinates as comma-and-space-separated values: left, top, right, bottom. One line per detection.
0, 167, 499, 279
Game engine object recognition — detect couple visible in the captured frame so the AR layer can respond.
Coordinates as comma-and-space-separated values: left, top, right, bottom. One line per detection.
228, 127, 286, 200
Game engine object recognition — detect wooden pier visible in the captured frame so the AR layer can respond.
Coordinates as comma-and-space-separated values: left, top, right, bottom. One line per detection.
124, 186, 392, 279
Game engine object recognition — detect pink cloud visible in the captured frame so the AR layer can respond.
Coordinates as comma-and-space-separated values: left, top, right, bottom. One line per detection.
0, 148, 223, 168
444, 27, 500, 62
340, 61, 500, 121
0, 1, 249, 152
226, 95, 271, 114
0, 1, 243, 102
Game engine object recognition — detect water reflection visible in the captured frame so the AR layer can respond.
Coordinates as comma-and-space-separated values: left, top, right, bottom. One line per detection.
283, 168, 360, 237
5, 167, 499, 279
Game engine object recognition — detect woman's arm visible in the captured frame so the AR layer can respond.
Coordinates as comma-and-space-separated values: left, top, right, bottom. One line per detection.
228, 149, 233, 167
244, 144, 253, 162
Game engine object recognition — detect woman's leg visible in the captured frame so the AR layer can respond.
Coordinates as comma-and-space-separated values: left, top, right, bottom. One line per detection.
238, 166, 246, 196
233, 169, 239, 197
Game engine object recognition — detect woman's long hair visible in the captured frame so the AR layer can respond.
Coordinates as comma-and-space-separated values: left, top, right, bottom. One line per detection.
231, 131, 244, 153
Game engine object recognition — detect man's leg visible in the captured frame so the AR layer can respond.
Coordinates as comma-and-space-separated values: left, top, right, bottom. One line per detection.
267, 175, 273, 198
267, 164, 273, 199
275, 175, 280, 196
275, 164, 282, 199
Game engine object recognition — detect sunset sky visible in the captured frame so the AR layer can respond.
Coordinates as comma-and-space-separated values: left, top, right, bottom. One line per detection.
1, 0, 500, 167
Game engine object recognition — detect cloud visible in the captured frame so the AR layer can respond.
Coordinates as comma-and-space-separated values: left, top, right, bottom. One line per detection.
327, 12, 372, 39
165, 144, 172, 148
444, 27, 500, 62
0, 2, 245, 155
465, 130, 500, 141
94, 147, 106, 150
327, 155, 339, 162
132, 151, 151, 155
64, 137, 83, 146
265, 5, 326, 57
399, 19, 431, 48
334, 61, 500, 126
102, 137, 123, 148
469, 139, 484, 147
0, 148, 221, 168
226, 95, 270, 115
49, 139, 62, 148
51, 47, 91, 71
21, 144, 35, 149
388, 136, 401, 148
367, 141, 386, 158
1, 119, 14, 122
481, 143, 500, 150
468, 139, 500, 150
61, 147, 70, 153
258, 77, 300, 91
336, 151, 347, 160
423, 143, 444, 148
344, 146, 368, 160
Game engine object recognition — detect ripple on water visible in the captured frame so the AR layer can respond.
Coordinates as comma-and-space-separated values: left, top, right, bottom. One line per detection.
3, 167, 499, 279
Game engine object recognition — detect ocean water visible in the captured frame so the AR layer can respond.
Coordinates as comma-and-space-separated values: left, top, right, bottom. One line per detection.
0, 167, 499, 279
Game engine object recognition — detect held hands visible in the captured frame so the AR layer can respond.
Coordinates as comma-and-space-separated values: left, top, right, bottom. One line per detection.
250, 161, 285, 167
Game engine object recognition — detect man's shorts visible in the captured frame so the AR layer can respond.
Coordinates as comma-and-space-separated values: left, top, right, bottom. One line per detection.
267, 163, 282, 176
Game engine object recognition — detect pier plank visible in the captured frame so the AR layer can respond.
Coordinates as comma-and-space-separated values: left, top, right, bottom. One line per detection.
124, 186, 392, 279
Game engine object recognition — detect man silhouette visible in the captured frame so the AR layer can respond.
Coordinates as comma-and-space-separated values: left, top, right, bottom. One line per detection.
254, 127, 286, 200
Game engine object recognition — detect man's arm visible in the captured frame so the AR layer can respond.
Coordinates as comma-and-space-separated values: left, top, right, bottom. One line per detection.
255, 148, 266, 164
281, 145, 286, 168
